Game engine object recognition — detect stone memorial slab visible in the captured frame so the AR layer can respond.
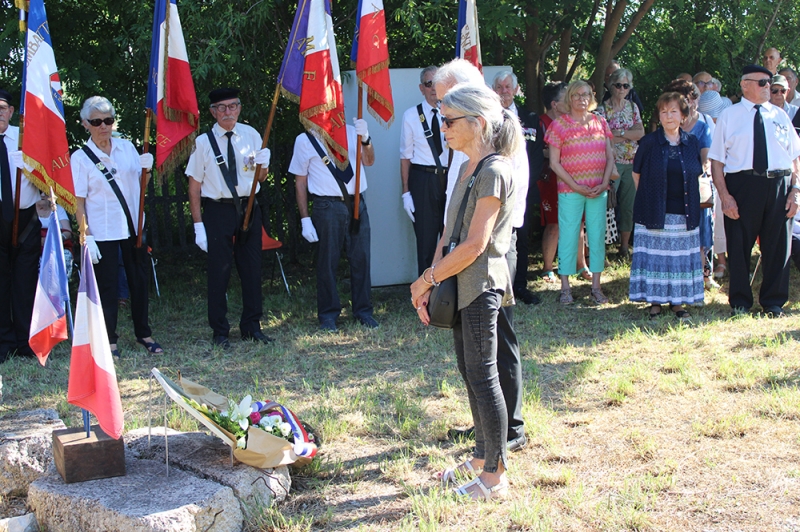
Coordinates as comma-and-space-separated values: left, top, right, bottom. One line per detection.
0, 409, 66, 496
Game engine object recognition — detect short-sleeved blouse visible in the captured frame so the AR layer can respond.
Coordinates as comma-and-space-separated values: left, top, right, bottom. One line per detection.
596, 100, 642, 164
544, 114, 612, 193
445, 156, 515, 310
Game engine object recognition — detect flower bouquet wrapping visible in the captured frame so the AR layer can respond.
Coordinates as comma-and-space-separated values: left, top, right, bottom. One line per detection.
151, 368, 318, 468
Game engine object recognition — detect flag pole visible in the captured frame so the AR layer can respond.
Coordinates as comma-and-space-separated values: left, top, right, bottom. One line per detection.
353, 86, 363, 221
136, 109, 152, 248
49, 186, 73, 337
78, 214, 91, 437
241, 83, 281, 233
12, 3, 26, 248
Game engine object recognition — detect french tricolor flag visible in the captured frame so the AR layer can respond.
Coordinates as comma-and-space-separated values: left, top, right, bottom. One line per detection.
350, 0, 394, 127
146, 0, 199, 174
456, 0, 483, 72
21, 0, 75, 214
28, 210, 69, 366
278, 0, 349, 169
67, 244, 124, 440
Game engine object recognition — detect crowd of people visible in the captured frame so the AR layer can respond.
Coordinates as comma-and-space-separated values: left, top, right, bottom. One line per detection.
2, 49, 800, 501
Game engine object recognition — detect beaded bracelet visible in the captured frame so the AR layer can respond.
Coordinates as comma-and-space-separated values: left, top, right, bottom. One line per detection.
430, 264, 442, 287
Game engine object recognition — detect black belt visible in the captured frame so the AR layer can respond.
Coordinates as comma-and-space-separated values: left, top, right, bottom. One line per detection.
204, 197, 248, 205
728, 169, 791, 178
410, 163, 448, 175
310, 194, 363, 203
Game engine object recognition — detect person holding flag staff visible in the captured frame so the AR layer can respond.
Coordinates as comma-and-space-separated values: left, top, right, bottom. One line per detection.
0, 89, 41, 363
187, 88, 273, 349
72, 96, 162, 359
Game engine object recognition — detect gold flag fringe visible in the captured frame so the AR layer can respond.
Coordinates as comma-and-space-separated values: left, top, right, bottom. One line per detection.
280, 87, 301, 104
22, 156, 77, 215
156, 130, 197, 183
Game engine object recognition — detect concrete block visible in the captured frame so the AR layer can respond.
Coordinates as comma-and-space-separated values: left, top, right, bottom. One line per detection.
0, 409, 66, 496
125, 428, 291, 508
0, 513, 38, 532
28, 456, 242, 532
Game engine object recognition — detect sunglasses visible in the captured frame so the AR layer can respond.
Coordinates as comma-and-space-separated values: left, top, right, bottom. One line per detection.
441, 115, 468, 127
422, 80, 434, 88
212, 102, 240, 112
772, 88, 788, 94
743, 78, 771, 87
87, 117, 115, 127
695, 80, 708, 87
612, 83, 630, 90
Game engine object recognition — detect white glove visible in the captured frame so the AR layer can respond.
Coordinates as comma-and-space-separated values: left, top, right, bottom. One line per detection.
353, 118, 369, 142
254, 147, 271, 167
194, 222, 208, 252
9, 150, 23, 168
301, 217, 319, 243
139, 153, 154, 170
84, 235, 102, 264
402, 191, 415, 222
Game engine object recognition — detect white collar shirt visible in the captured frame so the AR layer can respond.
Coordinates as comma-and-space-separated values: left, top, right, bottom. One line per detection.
444, 146, 528, 229
399, 101, 449, 166
781, 101, 798, 120
708, 97, 800, 173
506, 104, 519, 117
185, 122, 262, 199
1, 126, 40, 209
288, 125, 368, 197
71, 137, 142, 242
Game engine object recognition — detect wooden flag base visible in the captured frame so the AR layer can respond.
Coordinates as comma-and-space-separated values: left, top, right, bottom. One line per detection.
53, 425, 126, 484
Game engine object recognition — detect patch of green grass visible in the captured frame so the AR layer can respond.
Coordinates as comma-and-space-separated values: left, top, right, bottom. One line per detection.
756, 385, 800, 419
605, 376, 635, 406
509, 488, 553, 531
692, 412, 753, 438
626, 429, 657, 461
715, 356, 770, 391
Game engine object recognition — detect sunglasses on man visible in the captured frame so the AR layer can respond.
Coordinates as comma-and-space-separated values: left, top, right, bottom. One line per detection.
743, 78, 771, 87
772, 88, 787, 95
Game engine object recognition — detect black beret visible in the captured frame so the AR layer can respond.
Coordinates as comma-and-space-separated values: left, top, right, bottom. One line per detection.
741, 64, 773, 77
209, 87, 240, 104
0, 89, 12, 105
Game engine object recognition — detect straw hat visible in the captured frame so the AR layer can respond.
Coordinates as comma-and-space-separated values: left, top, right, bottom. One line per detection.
697, 90, 732, 118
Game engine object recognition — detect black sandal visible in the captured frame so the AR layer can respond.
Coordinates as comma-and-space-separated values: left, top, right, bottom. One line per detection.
648, 304, 662, 320
670, 306, 691, 320
136, 338, 164, 354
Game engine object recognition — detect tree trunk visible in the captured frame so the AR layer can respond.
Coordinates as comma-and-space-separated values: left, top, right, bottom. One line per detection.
555, 26, 573, 80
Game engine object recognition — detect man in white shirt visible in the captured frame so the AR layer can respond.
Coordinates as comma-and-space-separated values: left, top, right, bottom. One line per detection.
770, 74, 798, 120
778, 68, 800, 105
709, 65, 800, 317
187, 88, 273, 348
399, 66, 451, 275
291, 119, 376, 332
0, 89, 40, 362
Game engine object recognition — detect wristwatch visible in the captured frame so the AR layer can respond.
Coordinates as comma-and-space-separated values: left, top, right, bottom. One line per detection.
361, 137, 372, 146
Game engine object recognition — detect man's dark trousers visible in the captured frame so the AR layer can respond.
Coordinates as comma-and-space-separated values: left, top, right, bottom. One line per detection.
408, 165, 446, 275
498, 230, 524, 441
724, 172, 792, 310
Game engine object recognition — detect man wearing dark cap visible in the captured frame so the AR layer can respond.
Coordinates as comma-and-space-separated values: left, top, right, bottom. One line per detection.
0, 89, 41, 362
186, 88, 273, 348
709, 65, 800, 317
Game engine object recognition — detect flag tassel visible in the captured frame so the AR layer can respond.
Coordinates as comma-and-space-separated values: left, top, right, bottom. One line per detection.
242, 83, 281, 232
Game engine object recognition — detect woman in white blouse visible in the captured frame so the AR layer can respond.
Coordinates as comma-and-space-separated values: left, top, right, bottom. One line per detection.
72, 96, 161, 358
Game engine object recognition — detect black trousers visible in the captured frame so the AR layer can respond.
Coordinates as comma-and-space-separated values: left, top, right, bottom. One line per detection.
498, 230, 524, 441
203, 200, 263, 337
723, 173, 792, 310
94, 238, 152, 344
0, 206, 40, 358
408, 165, 447, 275
513, 178, 539, 293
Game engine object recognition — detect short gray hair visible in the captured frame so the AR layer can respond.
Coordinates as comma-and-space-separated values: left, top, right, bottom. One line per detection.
608, 68, 633, 87
80, 96, 115, 121
492, 70, 518, 89
419, 66, 438, 84
441, 82, 522, 157
432, 59, 485, 93
710, 77, 722, 90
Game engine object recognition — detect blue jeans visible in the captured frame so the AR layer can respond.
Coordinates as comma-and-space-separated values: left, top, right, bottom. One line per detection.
311, 197, 373, 323
453, 290, 508, 473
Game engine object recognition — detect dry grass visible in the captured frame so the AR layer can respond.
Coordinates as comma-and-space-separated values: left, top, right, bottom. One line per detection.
2, 251, 800, 531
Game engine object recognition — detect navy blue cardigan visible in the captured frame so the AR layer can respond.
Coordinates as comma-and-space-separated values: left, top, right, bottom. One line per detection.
632, 128, 703, 230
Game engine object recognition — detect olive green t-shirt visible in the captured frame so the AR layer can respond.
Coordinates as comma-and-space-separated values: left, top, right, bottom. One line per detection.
444, 155, 516, 310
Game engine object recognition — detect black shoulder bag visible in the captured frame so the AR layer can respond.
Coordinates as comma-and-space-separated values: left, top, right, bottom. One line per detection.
304, 132, 361, 233
427, 154, 496, 329
81, 145, 148, 262
206, 130, 252, 243
417, 104, 452, 189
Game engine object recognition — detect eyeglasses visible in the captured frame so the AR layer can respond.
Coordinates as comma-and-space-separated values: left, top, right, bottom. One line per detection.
695, 80, 708, 87
0, 105, 11, 113
612, 83, 630, 90
743, 78, 771, 87
87, 117, 115, 127
571, 92, 593, 101
422, 80, 434, 88
772, 88, 788, 94
212, 102, 241, 112
441, 115, 468, 127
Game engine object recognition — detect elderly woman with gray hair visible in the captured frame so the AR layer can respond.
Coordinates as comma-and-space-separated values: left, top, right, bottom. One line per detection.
72, 96, 161, 359
410, 82, 522, 501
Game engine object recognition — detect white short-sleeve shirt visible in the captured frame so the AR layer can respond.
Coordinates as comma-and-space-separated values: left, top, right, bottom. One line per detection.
708, 98, 800, 173
289, 125, 368, 197
72, 137, 143, 242
399, 101, 450, 166
185, 122, 262, 199
1, 125, 40, 209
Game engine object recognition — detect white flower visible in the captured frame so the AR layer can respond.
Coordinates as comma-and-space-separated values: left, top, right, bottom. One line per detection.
237, 437, 246, 449
229, 395, 253, 431
279, 422, 292, 437
259, 416, 275, 428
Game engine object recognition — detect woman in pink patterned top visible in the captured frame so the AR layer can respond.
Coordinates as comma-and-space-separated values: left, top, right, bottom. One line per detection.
545, 80, 615, 305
